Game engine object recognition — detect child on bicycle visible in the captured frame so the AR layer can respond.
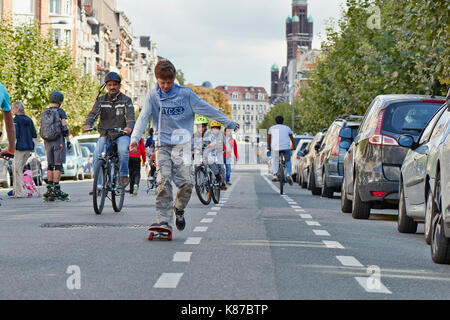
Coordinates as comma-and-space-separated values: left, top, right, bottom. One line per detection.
130, 59, 239, 234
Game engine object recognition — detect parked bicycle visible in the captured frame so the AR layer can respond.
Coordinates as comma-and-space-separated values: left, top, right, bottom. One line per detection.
86, 127, 126, 215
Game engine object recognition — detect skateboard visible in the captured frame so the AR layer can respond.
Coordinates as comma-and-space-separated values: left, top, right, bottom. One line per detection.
148, 225, 172, 241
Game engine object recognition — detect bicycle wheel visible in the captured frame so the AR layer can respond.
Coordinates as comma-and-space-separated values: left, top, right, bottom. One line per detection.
210, 171, 221, 204
112, 164, 125, 212
195, 166, 211, 205
93, 159, 107, 215
279, 163, 285, 195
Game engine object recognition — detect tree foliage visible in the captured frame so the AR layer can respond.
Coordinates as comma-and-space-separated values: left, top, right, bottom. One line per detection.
284, 0, 449, 134
187, 84, 232, 119
0, 20, 99, 135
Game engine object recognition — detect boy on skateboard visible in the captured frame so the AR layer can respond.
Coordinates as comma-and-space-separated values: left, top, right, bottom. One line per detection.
130, 59, 239, 238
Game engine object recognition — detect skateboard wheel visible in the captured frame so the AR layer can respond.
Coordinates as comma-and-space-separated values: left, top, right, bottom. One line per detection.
167, 233, 172, 241
148, 232, 154, 241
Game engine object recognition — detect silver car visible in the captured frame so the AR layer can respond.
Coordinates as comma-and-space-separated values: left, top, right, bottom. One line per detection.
398, 96, 450, 263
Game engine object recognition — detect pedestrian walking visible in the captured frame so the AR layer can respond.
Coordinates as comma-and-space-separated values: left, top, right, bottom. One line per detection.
0, 82, 16, 159
130, 59, 239, 235
11, 102, 37, 198
40, 91, 72, 202
129, 138, 146, 195
224, 128, 238, 186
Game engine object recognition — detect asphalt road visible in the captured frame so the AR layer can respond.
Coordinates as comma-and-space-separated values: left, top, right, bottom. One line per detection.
0, 166, 449, 300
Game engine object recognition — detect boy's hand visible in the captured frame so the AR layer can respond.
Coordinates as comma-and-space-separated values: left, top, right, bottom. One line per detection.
129, 141, 137, 153
0, 149, 14, 160
123, 127, 132, 136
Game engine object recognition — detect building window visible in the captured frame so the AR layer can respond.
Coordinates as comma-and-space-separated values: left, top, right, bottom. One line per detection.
14, 0, 35, 14
245, 93, 251, 100
51, 29, 61, 46
50, 0, 61, 15
64, 0, 72, 16
64, 29, 71, 46
232, 92, 239, 100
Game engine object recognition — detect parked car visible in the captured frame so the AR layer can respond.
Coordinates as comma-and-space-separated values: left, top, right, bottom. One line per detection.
342, 94, 445, 219
0, 158, 11, 188
303, 129, 327, 195
62, 138, 85, 181
291, 135, 314, 182
81, 146, 94, 179
296, 141, 312, 188
397, 95, 450, 261
313, 115, 362, 198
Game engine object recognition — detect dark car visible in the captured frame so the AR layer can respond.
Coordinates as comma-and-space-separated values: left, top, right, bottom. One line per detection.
313, 115, 362, 198
341, 94, 445, 219
301, 129, 327, 195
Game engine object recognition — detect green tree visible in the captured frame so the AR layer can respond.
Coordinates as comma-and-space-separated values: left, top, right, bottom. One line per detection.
176, 69, 186, 86
0, 20, 99, 135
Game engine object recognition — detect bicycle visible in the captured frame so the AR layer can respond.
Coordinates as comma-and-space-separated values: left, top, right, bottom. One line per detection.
87, 127, 126, 215
194, 151, 221, 205
145, 158, 157, 194
278, 151, 289, 195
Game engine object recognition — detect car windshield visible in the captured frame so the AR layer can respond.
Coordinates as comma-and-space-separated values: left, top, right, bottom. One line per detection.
35, 145, 45, 157
382, 102, 443, 135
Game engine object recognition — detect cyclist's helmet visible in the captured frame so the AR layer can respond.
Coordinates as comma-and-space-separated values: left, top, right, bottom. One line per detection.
105, 72, 122, 84
210, 121, 222, 128
49, 91, 64, 104
195, 116, 209, 125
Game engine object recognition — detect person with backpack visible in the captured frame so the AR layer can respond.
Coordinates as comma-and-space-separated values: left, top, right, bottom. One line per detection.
40, 91, 72, 202
12, 102, 37, 198
130, 59, 239, 235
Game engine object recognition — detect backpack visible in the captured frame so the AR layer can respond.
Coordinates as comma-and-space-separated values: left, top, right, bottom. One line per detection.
40, 107, 62, 141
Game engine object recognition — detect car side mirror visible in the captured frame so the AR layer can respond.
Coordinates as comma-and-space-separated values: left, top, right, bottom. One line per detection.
297, 151, 304, 158
339, 127, 352, 139
397, 135, 416, 149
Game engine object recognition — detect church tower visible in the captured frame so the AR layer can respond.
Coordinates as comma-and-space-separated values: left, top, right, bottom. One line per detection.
286, 0, 313, 63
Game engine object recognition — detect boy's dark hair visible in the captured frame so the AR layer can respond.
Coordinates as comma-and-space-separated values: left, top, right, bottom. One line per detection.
275, 116, 284, 124
155, 59, 176, 80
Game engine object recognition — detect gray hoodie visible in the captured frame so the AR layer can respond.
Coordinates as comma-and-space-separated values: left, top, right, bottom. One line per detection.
131, 83, 237, 146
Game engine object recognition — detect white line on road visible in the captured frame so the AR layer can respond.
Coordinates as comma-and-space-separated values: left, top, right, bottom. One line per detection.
295, 209, 306, 212
211, 207, 221, 211
291, 205, 303, 209
184, 237, 202, 245
323, 241, 345, 249
194, 226, 208, 232
173, 252, 192, 262
355, 277, 392, 294
207, 212, 218, 216
313, 230, 331, 236
336, 256, 364, 267
154, 273, 184, 288
300, 214, 313, 219
306, 221, 321, 226
200, 218, 214, 223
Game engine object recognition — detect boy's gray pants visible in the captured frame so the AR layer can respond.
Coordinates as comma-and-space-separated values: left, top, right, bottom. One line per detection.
155, 144, 193, 224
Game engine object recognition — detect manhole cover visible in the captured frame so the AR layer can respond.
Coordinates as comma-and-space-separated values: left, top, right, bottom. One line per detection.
40, 223, 148, 229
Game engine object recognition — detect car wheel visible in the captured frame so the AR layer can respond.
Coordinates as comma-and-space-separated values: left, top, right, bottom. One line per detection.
397, 181, 417, 233
308, 168, 321, 196
352, 177, 371, 219
301, 171, 308, 189
430, 173, 450, 264
341, 175, 352, 213
321, 170, 334, 198
424, 187, 435, 245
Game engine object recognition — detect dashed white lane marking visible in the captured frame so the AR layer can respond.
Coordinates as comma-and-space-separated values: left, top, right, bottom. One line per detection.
207, 212, 218, 216
200, 218, 214, 223
336, 256, 364, 267
194, 226, 208, 232
295, 209, 306, 212
323, 241, 345, 249
300, 214, 313, 219
211, 207, 221, 211
291, 205, 303, 209
288, 202, 297, 205
313, 230, 330, 236
306, 221, 321, 226
216, 204, 225, 207
154, 273, 184, 288
354, 277, 392, 294
173, 252, 192, 262
184, 237, 202, 245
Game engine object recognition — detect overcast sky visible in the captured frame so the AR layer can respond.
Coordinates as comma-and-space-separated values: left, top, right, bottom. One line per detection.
117, 0, 345, 92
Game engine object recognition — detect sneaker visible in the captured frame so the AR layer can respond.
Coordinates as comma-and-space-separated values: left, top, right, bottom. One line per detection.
133, 185, 138, 196
120, 176, 129, 187
152, 221, 173, 231
220, 183, 227, 191
174, 207, 186, 231
226, 182, 232, 186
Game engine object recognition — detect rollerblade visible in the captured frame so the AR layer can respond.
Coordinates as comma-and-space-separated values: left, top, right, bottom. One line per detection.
174, 207, 186, 231
54, 184, 70, 201
43, 184, 56, 202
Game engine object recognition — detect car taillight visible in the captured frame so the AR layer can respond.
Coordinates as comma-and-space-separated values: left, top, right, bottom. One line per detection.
421, 99, 445, 104
331, 137, 341, 156
368, 109, 399, 147
371, 191, 386, 198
